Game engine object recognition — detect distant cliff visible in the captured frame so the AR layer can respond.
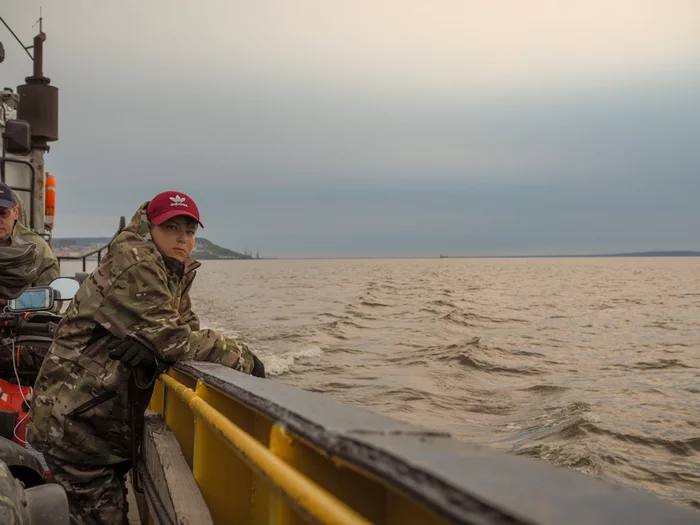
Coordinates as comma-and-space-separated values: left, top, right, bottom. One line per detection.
52, 237, 253, 260
192, 238, 249, 260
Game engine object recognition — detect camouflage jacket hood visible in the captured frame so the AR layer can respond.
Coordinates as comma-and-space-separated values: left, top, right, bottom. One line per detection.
28, 202, 255, 464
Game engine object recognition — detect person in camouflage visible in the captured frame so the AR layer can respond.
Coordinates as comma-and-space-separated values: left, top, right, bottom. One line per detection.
0, 182, 60, 289
27, 190, 265, 525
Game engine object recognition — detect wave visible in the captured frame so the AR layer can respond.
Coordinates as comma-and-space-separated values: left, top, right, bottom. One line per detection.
199, 323, 241, 340
619, 359, 690, 370
508, 402, 597, 437
585, 426, 700, 457
520, 385, 570, 395
315, 312, 351, 320
440, 312, 480, 327
344, 305, 378, 320
263, 346, 324, 376
515, 444, 602, 477
440, 310, 527, 325
431, 299, 457, 308
419, 307, 442, 314
429, 338, 544, 375
325, 320, 368, 330
513, 349, 545, 357
452, 354, 544, 376
360, 300, 393, 308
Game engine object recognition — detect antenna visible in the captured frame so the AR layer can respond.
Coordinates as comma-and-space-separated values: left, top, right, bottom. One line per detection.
32, 7, 43, 34
0, 15, 35, 61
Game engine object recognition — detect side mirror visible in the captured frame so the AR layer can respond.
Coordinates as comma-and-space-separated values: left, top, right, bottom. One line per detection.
6, 286, 53, 312
3, 119, 31, 154
50, 277, 80, 301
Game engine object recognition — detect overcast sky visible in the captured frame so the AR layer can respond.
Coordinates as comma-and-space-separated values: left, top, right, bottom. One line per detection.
2, 1, 699, 257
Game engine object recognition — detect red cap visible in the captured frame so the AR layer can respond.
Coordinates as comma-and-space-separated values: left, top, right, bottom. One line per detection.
147, 191, 203, 228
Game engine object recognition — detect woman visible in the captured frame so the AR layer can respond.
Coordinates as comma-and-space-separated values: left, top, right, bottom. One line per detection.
28, 190, 265, 525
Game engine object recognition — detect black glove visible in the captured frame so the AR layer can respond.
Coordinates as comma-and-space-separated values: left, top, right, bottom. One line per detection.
108, 339, 155, 368
251, 354, 266, 378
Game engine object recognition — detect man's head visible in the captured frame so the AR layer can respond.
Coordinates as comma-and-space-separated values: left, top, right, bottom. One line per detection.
0, 182, 19, 243
147, 191, 203, 262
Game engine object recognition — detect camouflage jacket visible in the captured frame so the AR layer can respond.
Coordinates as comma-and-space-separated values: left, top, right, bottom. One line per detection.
8, 222, 60, 287
27, 203, 256, 464
8, 190, 60, 287
0, 461, 22, 524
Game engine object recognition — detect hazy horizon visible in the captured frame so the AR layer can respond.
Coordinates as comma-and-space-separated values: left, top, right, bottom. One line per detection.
2, 1, 698, 258
51, 232, 700, 260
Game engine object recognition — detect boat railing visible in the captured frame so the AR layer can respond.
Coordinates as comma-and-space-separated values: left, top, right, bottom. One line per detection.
56, 245, 109, 272
139, 361, 699, 525
55, 216, 125, 273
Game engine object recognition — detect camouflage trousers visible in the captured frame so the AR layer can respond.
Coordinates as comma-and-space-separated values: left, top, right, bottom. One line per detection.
44, 455, 132, 525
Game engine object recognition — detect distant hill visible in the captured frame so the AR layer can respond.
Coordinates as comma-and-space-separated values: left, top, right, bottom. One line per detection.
193, 238, 248, 260
52, 237, 254, 260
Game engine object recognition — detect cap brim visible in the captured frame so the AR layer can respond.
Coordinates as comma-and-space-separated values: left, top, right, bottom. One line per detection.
0, 199, 15, 209
150, 210, 204, 228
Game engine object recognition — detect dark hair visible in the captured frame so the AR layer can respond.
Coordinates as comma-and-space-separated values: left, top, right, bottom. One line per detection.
161, 215, 199, 229
183, 216, 200, 229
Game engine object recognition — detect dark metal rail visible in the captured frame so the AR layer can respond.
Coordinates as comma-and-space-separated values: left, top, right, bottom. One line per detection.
56, 215, 125, 272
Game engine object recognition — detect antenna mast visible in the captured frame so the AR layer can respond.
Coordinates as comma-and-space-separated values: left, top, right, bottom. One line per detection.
33, 7, 43, 34
0, 7, 43, 62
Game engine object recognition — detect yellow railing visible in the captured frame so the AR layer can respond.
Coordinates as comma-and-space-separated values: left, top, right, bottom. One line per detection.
146, 368, 451, 525
139, 365, 700, 525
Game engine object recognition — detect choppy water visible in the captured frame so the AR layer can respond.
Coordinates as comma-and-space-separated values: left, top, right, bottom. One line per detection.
67, 257, 700, 510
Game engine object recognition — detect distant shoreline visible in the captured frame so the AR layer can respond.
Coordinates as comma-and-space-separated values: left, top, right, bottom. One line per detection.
282, 251, 700, 260
52, 240, 699, 261
439, 251, 700, 259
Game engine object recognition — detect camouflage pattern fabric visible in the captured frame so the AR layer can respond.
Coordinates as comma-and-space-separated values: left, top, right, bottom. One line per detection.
43, 455, 130, 525
8, 189, 60, 287
0, 460, 23, 524
28, 202, 257, 466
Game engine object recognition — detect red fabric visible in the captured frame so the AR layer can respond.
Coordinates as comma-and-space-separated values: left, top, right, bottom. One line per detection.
146, 191, 203, 227
0, 379, 31, 446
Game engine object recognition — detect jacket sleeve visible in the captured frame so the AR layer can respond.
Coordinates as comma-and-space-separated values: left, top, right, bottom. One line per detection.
34, 252, 60, 287
92, 261, 255, 373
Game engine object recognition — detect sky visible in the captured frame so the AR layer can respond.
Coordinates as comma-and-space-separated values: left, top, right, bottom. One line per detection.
2, 1, 699, 257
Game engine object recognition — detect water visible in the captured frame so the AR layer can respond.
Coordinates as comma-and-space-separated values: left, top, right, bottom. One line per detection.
63, 257, 700, 509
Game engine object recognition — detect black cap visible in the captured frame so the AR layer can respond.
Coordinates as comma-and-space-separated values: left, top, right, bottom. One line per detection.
0, 182, 15, 209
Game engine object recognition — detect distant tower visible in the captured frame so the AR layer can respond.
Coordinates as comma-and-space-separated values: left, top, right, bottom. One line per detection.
256, 248, 259, 259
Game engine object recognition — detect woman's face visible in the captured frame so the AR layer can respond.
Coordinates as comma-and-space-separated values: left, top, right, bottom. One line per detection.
151, 216, 197, 262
